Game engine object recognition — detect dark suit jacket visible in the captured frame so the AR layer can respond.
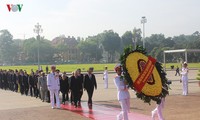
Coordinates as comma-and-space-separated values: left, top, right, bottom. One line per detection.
29, 75, 35, 86
84, 74, 97, 90
60, 77, 69, 93
70, 76, 82, 92
23, 75, 29, 87
18, 75, 23, 85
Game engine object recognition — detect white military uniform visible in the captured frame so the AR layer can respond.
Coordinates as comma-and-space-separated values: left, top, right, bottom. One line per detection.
114, 75, 130, 120
152, 98, 165, 120
47, 72, 60, 108
103, 70, 108, 89
181, 67, 189, 96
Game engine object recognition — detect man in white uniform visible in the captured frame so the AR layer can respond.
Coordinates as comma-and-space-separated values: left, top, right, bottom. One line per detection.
152, 98, 165, 120
114, 64, 130, 120
103, 66, 108, 89
47, 65, 60, 109
181, 62, 189, 96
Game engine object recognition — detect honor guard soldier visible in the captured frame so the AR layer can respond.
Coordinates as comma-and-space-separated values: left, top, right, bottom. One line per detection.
181, 62, 189, 96
152, 98, 165, 120
114, 64, 130, 120
103, 66, 108, 89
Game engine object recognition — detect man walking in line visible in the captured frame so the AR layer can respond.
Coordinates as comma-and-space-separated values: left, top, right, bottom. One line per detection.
38, 72, 48, 102
47, 65, 60, 109
77, 68, 84, 106
84, 67, 97, 108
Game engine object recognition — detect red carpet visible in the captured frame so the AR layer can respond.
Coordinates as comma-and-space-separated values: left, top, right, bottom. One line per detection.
61, 102, 151, 120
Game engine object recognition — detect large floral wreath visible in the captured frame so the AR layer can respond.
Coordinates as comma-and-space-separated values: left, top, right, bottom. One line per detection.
120, 46, 169, 104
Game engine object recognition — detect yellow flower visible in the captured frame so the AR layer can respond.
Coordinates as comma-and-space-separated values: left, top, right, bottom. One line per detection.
125, 52, 162, 96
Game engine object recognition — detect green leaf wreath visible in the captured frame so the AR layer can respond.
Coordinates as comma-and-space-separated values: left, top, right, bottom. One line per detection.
120, 45, 169, 104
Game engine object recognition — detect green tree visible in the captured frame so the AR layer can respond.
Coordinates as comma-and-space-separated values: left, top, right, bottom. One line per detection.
0, 30, 16, 64
100, 30, 121, 62
121, 28, 142, 50
23, 37, 54, 64
78, 37, 103, 63
132, 28, 142, 46
121, 31, 133, 48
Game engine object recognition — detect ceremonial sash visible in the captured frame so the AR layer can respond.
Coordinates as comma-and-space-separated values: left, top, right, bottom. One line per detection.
133, 56, 156, 92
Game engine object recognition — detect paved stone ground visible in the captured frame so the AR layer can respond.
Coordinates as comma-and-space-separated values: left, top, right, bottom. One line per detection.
98, 93, 200, 120
0, 70, 199, 120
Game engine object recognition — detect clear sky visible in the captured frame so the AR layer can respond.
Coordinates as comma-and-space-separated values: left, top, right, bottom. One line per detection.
0, 0, 200, 40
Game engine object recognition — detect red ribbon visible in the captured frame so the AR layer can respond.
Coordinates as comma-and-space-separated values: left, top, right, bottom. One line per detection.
133, 56, 156, 92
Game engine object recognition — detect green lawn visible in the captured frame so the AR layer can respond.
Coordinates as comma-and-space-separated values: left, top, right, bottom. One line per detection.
0, 64, 116, 73
164, 63, 200, 69
0, 63, 199, 74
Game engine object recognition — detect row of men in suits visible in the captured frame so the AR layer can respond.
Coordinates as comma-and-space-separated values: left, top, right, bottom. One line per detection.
48, 66, 97, 109
0, 69, 41, 98
0, 66, 97, 109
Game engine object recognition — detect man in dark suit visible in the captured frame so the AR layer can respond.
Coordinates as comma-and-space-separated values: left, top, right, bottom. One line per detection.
70, 70, 83, 108
84, 67, 97, 107
29, 72, 35, 97
14, 70, 19, 92
0, 70, 2, 89
34, 72, 39, 98
23, 71, 29, 96
19, 70, 24, 95
77, 68, 84, 106
60, 72, 69, 104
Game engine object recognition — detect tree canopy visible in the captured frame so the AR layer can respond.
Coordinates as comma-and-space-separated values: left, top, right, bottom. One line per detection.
0, 29, 200, 65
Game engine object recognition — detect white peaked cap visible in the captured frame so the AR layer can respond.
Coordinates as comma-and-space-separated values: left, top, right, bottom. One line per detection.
114, 64, 121, 71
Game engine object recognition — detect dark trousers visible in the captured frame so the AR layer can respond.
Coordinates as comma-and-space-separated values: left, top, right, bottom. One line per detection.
0, 81, 2, 89
70, 92, 74, 103
14, 83, 18, 92
78, 90, 83, 102
61, 92, 69, 103
86, 88, 94, 104
34, 87, 39, 98
2, 81, 5, 89
1, 81, 4, 89
72, 91, 79, 106
175, 71, 180, 76
8, 82, 12, 90
11, 83, 15, 91
29, 86, 34, 96
4, 81, 8, 90
24, 85, 29, 96
47, 90, 50, 102
20, 85, 24, 95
